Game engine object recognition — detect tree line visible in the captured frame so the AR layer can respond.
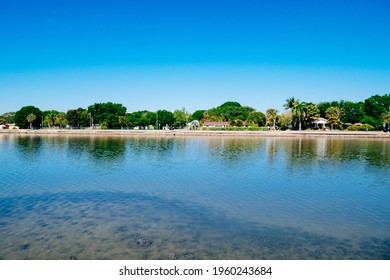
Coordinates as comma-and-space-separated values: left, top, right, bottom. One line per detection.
282, 94, 390, 131
1, 94, 389, 130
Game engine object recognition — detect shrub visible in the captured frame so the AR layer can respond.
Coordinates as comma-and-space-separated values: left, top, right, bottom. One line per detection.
347, 124, 374, 131
202, 127, 269, 131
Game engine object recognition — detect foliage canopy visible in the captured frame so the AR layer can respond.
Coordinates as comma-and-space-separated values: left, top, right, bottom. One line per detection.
87, 102, 127, 128
14, 106, 42, 129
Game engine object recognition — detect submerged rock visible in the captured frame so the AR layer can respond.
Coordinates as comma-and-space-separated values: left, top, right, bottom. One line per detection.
116, 226, 128, 233
137, 237, 152, 248
20, 243, 30, 250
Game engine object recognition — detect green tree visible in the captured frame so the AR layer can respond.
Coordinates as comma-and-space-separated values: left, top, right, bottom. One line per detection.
246, 111, 266, 127
385, 106, 390, 123
127, 111, 140, 128
283, 97, 297, 129
220, 101, 241, 108
14, 106, 43, 129
338, 100, 365, 124
364, 94, 390, 128
190, 110, 206, 121
66, 108, 89, 128
317, 101, 340, 118
205, 101, 255, 122
318, 100, 368, 125
304, 103, 320, 125
26, 113, 37, 129
44, 112, 58, 128
284, 97, 296, 111
44, 115, 53, 128
325, 107, 343, 130
128, 111, 143, 128
140, 111, 156, 128
156, 110, 174, 128
203, 110, 220, 121
265, 109, 278, 127
295, 101, 307, 130
173, 108, 187, 128
55, 113, 66, 128
127, 111, 156, 129
79, 110, 90, 127
42, 110, 60, 128
230, 119, 244, 127
279, 111, 293, 130
118, 115, 130, 129
0, 112, 15, 124
360, 115, 378, 127
364, 94, 390, 118
284, 98, 305, 130
87, 102, 127, 128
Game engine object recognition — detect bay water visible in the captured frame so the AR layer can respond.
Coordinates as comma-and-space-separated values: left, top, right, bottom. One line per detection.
0, 135, 389, 259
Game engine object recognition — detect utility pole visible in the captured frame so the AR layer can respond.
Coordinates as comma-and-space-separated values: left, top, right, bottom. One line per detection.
183, 107, 188, 128
88, 113, 92, 128
156, 111, 159, 130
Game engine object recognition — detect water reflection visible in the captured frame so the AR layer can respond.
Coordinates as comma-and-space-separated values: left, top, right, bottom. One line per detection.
67, 137, 127, 164
127, 138, 177, 159
11, 136, 389, 169
205, 137, 390, 168
14, 136, 43, 159
276, 138, 390, 168
265, 138, 278, 163
324, 139, 390, 167
208, 138, 264, 163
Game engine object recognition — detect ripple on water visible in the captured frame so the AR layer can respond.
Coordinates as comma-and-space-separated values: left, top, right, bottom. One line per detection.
1, 136, 389, 260
0, 191, 389, 260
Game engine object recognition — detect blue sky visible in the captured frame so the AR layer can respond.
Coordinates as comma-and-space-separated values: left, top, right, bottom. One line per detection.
0, 0, 389, 114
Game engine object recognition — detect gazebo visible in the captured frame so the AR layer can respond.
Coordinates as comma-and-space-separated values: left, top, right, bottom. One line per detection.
313, 118, 328, 130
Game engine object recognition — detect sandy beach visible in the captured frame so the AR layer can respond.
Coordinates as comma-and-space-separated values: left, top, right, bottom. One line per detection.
1, 129, 390, 138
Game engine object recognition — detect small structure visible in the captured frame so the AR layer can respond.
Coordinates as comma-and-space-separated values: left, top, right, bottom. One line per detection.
0, 123, 19, 129
188, 120, 200, 130
203, 121, 230, 128
313, 118, 327, 130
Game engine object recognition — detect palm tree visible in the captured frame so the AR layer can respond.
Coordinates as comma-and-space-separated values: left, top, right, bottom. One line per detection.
294, 101, 307, 131
118, 115, 129, 129
45, 113, 55, 128
284, 97, 296, 111
266, 108, 278, 128
26, 113, 36, 129
284, 97, 305, 130
325, 106, 342, 130
56, 113, 66, 129
284, 97, 298, 129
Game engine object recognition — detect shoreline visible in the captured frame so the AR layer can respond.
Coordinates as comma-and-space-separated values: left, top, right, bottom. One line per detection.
1, 129, 390, 138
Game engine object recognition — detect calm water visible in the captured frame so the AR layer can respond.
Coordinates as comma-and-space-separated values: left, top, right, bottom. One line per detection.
0, 135, 389, 260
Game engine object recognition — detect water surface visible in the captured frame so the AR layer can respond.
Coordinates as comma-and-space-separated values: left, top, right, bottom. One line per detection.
0, 135, 389, 259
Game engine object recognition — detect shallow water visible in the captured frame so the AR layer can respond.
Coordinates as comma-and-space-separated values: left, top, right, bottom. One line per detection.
0, 135, 389, 259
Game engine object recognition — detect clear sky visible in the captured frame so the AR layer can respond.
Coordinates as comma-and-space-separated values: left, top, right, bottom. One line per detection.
0, 0, 389, 114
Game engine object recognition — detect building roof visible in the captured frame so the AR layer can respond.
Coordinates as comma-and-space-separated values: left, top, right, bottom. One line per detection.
203, 121, 230, 126
313, 118, 328, 124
